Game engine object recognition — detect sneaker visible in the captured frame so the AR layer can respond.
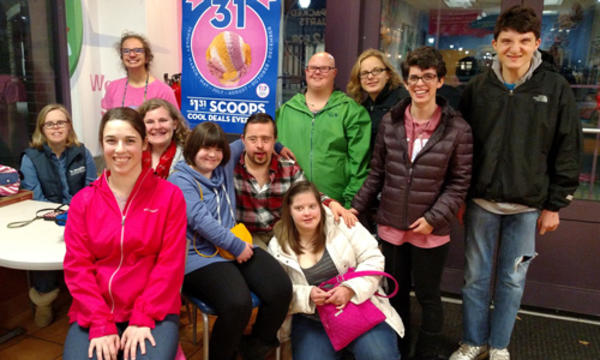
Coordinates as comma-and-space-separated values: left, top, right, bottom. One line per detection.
449, 344, 488, 360
489, 348, 510, 360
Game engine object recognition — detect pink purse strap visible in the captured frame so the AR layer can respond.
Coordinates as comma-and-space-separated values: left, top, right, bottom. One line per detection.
318, 269, 399, 298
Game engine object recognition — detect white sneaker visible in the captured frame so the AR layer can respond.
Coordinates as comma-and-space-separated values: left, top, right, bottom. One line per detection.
449, 344, 488, 360
489, 348, 510, 360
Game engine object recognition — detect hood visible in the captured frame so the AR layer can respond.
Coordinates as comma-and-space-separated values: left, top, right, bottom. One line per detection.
172, 159, 225, 189
286, 90, 355, 114
491, 50, 543, 88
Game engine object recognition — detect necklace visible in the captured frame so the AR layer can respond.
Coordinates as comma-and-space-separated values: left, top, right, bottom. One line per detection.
122, 72, 149, 107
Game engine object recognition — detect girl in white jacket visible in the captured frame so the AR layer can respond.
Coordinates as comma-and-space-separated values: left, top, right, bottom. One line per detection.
268, 181, 404, 360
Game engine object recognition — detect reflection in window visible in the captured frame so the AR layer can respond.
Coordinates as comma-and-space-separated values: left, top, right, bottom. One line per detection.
380, 0, 600, 200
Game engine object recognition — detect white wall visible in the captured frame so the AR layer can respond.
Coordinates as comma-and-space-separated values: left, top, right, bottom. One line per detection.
69, 0, 181, 155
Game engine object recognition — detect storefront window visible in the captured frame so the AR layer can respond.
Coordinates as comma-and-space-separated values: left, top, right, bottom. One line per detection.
279, 0, 326, 105
0, 0, 63, 168
381, 0, 600, 200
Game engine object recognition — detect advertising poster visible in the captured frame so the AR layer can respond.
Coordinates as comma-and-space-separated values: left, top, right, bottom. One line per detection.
181, 0, 281, 133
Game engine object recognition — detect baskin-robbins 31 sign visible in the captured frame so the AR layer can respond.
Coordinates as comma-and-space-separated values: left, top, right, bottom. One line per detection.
182, 0, 281, 133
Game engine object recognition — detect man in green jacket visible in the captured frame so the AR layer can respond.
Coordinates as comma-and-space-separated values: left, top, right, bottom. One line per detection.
276, 52, 371, 208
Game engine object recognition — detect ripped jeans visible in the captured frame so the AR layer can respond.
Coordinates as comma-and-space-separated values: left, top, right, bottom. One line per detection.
461, 201, 539, 349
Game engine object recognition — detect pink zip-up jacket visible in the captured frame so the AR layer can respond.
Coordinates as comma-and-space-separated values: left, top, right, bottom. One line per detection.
64, 168, 187, 340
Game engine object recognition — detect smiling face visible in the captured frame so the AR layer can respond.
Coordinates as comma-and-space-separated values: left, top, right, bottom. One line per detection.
193, 146, 223, 178
242, 121, 275, 167
360, 56, 390, 100
492, 29, 540, 81
121, 37, 147, 72
143, 106, 177, 149
305, 53, 337, 92
290, 191, 322, 235
102, 120, 144, 178
42, 109, 70, 148
405, 66, 443, 108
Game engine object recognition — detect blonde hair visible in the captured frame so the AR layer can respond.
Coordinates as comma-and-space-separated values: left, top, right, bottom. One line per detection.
138, 99, 190, 147
346, 49, 403, 103
30, 104, 80, 150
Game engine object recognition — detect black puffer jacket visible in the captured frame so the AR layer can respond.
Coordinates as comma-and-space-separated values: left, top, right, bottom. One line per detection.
352, 97, 473, 236
362, 84, 409, 149
460, 61, 581, 211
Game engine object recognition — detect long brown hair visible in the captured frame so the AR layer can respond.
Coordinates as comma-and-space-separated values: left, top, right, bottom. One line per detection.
273, 181, 327, 255
346, 48, 403, 103
30, 104, 81, 149
138, 98, 190, 147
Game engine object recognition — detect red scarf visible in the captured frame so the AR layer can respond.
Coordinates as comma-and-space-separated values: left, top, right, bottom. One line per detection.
142, 141, 177, 179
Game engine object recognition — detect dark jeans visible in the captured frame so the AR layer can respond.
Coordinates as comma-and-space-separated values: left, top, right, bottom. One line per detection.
183, 248, 292, 360
63, 314, 179, 360
381, 241, 449, 357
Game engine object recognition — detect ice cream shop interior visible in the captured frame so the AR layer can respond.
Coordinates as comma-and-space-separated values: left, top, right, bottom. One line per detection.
0, 0, 599, 358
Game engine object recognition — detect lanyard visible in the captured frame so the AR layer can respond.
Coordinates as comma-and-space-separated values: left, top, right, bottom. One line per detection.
121, 72, 149, 107
212, 183, 236, 225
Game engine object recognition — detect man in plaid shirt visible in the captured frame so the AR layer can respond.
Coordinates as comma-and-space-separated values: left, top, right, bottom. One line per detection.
234, 113, 356, 249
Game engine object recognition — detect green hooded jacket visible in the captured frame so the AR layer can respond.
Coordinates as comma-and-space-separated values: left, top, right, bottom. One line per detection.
276, 90, 371, 208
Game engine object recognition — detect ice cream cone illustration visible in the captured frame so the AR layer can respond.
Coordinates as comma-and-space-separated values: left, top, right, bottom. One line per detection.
206, 31, 251, 87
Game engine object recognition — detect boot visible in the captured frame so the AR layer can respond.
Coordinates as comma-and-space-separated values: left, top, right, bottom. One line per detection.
414, 329, 447, 360
28, 287, 59, 327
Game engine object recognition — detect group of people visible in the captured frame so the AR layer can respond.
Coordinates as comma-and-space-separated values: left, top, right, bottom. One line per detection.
18, 5, 581, 360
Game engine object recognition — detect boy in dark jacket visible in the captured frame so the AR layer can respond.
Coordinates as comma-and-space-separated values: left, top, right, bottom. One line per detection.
450, 6, 581, 360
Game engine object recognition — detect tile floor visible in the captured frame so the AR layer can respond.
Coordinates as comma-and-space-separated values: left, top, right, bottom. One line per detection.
0, 288, 269, 360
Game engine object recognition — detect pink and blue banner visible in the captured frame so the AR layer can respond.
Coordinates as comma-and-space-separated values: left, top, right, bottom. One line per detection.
181, 0, 281, 133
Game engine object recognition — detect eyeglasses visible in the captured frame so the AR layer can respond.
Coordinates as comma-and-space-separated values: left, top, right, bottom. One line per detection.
406, 73, 438, 85
43, 120, 68, 129
359, 67, 387, 79
121, 48, 145, 55
306, 65, 335, 73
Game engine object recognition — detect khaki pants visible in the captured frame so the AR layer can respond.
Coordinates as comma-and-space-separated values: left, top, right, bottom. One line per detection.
252, 231, 274, 251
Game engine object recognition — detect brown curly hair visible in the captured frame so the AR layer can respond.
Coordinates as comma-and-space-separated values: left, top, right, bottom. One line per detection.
138, 99, 190, 148
117, 32, 154, 72
347, 49, 403, 103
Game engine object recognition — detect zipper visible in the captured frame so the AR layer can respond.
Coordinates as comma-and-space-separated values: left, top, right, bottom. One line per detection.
106, 170, 149, 313
310, 114, 315, 179
404, 163, 413, 228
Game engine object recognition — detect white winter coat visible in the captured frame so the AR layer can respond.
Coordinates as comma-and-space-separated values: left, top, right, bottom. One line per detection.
268, 209, 404, 340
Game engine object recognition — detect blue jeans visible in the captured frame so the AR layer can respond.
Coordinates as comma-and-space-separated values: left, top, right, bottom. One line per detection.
462, 201, 539, 349
291, 314, 401, 360
63, 314, 179, 360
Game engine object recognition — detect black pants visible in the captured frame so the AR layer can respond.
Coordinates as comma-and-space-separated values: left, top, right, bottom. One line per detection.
381, 241, 449, 357
183, 248, 292, 360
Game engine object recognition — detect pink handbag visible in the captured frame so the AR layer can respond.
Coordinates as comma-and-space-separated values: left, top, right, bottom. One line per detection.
316, 268, 398, 351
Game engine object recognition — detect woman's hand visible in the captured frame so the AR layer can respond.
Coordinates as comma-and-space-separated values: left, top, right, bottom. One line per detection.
89, 334, 120, 360
310, 286, 329, 306
279, 147, 296, 161
236, 242, 254, 263
329, 201, 358, 227
409, 217, 433, 235
121, 325, 156, 360
325, 286, 355, 310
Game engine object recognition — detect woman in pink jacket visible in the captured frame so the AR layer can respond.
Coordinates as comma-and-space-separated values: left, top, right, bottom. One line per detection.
63, 107, 187, 360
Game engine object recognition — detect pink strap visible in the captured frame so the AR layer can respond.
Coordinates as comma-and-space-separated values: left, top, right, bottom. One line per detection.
318, 268, 399, 298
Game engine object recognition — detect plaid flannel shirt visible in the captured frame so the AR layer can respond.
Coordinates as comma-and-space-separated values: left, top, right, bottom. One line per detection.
234, 153, 306, 233
234, 152, 333, 233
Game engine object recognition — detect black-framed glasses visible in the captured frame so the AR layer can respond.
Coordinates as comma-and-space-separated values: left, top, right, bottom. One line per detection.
43, 120, 68, 129
359, 67, 387, 79
407, 73, 438, 85
121, 47, 145, 55
306, 65, 336, 73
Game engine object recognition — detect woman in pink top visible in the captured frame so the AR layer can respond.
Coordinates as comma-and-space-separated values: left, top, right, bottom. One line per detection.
63, 107, 187, 360
351, 47, 473, 360
101, 32, 178, 111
